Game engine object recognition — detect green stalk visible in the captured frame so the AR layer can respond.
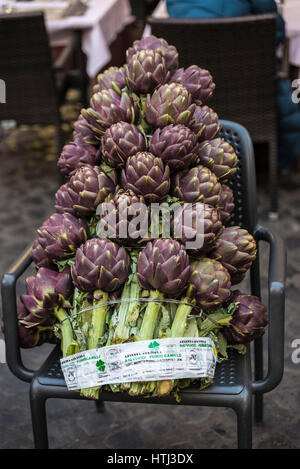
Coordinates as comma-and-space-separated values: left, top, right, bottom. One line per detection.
184, 317, 199, 338
172, 316, 200, 397
170, 287, 195, 338
53, 307, 74, 358
129, 290, 164, 397
126, 279, 141, 325
112, 283, 131, 344
81, 290, 109, 400
137, 290, 164, 340
113, 252, 141, 344
88, 290, 109, 350
156, 289, 196, 397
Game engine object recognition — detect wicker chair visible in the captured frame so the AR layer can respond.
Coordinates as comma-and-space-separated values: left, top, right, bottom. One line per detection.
149, 14, 279, 216
1, 121, 286, 449
0, 11, 75, 156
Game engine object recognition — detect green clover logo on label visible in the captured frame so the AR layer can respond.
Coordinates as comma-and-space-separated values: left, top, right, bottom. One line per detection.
96, 360, 106, 372
148, 341, 159, 349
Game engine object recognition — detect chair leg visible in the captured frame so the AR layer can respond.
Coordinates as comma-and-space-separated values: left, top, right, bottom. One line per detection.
254, 337, 264, 423
30, 384, 49, 449
250, 258, 264, 423
268, 139, 278, 217
235, 391, 252, 449
95, 400, 105, 413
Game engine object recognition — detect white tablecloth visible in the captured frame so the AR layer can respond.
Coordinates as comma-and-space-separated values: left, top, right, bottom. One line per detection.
5, 0, 133, 78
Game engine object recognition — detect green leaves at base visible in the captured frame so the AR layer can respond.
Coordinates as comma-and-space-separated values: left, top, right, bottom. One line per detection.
56, 257, 75, 272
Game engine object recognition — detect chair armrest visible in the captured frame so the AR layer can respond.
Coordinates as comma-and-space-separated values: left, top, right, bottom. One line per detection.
251, 225, 286, 394
1, 245, 35, 382
53, 35, 77, 73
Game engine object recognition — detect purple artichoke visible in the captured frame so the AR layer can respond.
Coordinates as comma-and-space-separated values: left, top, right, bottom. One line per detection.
17, 300, 56, 330
93, 66, 126, 94
126, 35, 179, 71
98, 189, 149, 245
137, 239, 190, 295
145, 83, 196, 128
67, 164, 117, 216
172, 165, 221, 207
149, 124, 198, 172
121, 152, 170, 203
19, 267, 74, 356
19, 267, 73, 327
101, 122, 146, 168
172, 202, 223, 253
31, 239, 56, 269
224, 291, 268, 344
125, 49, 169, 94
57, 140, 100, 178
198, 138, 238, 182
210, 226, 257, 285
81, 89, 138, 140
170, 66, 215, 105
71, 238, 130, 292
17, 301, 59, 348
190, 105, 221, 141
37, 213, 88, 262
54, 182, 77, 216
18, 323, 57, 348
218, 184, 235, 224
189, 258, 231, 311
73, 115, 99, 146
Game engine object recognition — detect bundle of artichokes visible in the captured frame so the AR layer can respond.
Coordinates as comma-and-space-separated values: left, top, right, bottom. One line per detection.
16, 35, 268, 401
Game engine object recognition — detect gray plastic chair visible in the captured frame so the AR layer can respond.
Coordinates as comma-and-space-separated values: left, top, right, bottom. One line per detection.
1, 121, 286, 449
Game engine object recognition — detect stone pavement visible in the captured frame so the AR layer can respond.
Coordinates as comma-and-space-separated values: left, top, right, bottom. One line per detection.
0, 128, 299, 449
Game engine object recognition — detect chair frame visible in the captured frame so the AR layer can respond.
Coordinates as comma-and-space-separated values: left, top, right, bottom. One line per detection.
1, 121, 286, 449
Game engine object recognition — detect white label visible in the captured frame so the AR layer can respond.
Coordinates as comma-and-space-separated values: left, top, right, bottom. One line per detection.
60, 337, 217, 390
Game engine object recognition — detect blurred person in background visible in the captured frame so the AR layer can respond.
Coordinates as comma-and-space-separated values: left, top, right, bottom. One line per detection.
166, 0, 300, 172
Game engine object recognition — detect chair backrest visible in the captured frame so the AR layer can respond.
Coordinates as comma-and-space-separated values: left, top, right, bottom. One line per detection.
149, 14, 277, 143
129, 0, 147, 21
0, 12, 59, 125
220, 120, 257, 234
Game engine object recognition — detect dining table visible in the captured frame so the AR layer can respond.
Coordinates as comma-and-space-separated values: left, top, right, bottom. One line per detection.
1, 0, 134, 78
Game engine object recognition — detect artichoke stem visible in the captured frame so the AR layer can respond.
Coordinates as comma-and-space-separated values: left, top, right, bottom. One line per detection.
157, 380, 173, 396
126, 280, 142, 325
138, 290, 164, 341
54, 308, 74, 358
129, 290, 163, 396
80, 386, 100, 400
158, 297, 195, 397
184, 317, 199, 337
171, 297, 194, 338
112, 283, 131, 344
88, 290, 109, 350
81, 298, 93, 331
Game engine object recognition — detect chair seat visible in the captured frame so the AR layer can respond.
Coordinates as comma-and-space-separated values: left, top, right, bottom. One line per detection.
36, 346, 249, 404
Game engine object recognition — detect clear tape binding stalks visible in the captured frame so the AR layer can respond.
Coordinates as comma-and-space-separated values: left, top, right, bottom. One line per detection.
60, 297, 218, 325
